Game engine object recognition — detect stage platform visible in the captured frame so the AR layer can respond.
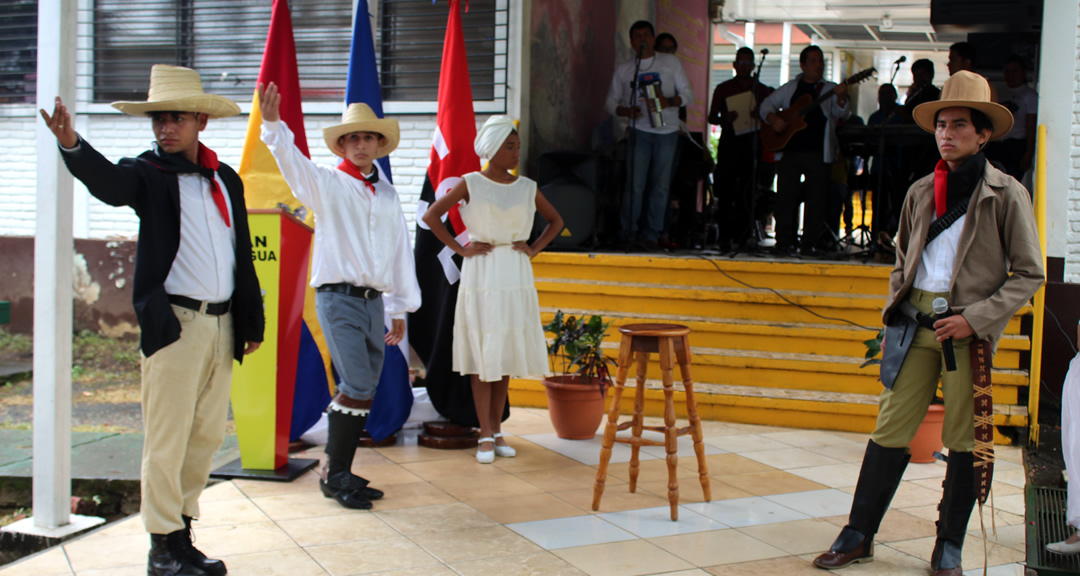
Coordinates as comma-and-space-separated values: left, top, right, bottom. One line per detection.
510, 251, 1033, 444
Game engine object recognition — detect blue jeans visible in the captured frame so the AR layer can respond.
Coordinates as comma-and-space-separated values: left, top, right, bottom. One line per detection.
622, 129, 679, 241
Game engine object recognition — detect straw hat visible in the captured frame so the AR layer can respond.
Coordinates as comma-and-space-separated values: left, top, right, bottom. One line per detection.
323, 103, 400, 158
111, 64, 240, 119
912, 71, 1013, 140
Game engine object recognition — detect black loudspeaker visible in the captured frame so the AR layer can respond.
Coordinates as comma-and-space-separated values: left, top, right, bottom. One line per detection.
532, 151, 598, 249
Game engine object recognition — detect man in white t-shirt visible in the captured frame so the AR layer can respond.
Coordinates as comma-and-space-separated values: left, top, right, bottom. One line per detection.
986, 54, 1038, 183
605, 20, 694, 249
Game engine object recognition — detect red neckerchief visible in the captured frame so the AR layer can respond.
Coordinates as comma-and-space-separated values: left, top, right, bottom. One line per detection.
197, 143, 230, 227
933, 159, 949, 218
336, 160, 377, 195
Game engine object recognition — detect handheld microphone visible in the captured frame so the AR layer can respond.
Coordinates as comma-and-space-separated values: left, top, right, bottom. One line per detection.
760, 48, 769, 55
638, 42, 647, 56
894, 55, 907, 66
932, 297, 957, 372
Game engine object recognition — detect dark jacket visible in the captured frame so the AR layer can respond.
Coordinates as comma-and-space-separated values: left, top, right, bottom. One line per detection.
60, 137, 265, 361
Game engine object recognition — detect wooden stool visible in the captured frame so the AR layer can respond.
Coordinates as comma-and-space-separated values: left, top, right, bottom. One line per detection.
592, 323, 711, 521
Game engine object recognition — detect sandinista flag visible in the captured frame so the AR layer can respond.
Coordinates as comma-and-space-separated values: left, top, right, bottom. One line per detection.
409, 0, 507, 427
345, 0, 412, 443
239, 0, 331, 443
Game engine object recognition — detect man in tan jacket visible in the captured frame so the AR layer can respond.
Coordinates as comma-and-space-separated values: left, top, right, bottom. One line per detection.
813, 71, 1044, 575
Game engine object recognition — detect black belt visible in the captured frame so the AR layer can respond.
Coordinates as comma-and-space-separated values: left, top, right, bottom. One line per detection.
168, 295, 231, 316
898, 300, 945, 330
317, 283, 382, 300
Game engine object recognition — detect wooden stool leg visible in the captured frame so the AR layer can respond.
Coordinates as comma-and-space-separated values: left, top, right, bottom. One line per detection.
660, 336, 679, 521
593, 333, 633, 511
628, 349, 649, 493
678, 334, 711, 502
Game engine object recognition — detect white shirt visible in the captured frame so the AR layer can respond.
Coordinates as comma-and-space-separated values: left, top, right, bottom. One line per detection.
605, 52, 694, 135
63, 138, 236, 303
1000, 84, 1037, 141
261, 119, 421, 319
914, 213, 966, 294
759, 74, 852, 164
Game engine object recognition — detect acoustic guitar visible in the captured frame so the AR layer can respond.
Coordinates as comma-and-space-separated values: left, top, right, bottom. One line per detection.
760, 67, 876, 152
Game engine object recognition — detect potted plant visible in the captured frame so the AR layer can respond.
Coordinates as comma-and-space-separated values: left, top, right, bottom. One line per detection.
864, 329, 944, 463
542, 311, 616, 439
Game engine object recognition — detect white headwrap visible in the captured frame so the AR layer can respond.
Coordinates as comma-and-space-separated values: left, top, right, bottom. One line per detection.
474, 115, 517, 161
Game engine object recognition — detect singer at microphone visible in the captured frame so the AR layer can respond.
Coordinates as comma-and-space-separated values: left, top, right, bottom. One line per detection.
606, 19, 694, 244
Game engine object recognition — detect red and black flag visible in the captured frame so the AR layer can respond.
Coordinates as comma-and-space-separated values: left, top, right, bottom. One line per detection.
409, 0, 506, 426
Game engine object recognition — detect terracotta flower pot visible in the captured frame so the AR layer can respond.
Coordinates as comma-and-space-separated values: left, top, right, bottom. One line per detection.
542, 374, 606, 440
908, 403, 946, 463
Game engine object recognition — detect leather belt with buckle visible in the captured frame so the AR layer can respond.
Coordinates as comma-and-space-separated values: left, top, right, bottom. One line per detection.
317, 283, 382, 300
168, 295, 231, 316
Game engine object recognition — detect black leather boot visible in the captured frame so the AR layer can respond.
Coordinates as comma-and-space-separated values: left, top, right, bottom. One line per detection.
175, 516, 227, 576
148, 534, 206, 576
814, 440, 910, 570
321, 408, 375, 509
931, 451, 977, 575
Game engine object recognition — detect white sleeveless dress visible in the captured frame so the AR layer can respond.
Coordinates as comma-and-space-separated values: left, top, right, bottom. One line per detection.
452, 172, 549, 382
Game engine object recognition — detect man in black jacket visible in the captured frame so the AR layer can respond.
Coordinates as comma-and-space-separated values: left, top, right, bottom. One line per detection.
41, 64, 264, 576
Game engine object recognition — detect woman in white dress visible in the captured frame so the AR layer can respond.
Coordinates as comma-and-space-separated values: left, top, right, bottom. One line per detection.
422, 116, 563, 463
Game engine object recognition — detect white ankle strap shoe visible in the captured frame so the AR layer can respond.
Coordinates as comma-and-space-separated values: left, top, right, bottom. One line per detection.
476, 437, 495, 464
493, 433, 516, 458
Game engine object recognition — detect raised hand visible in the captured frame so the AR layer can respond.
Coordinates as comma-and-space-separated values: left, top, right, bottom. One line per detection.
39, 97, 77, 149
256, 82, 281, 123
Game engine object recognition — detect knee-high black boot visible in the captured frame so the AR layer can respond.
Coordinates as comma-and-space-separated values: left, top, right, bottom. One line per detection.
320, 408, 373, 509
930, 451, 976, 575
814, 440, 911, 570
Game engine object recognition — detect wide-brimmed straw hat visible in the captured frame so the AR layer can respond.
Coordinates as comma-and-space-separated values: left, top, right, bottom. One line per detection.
323, 103, 400, 159
912, 70, 1013, 140
111, 64, 240, 119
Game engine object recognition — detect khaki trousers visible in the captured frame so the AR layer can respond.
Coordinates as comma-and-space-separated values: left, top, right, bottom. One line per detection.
871, 289, 976, 453
140, 304, 234, 534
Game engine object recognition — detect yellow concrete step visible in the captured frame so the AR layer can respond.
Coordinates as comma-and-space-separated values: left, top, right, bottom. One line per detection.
575, 342, 1027, 404
509, 378, 1026, 445
540, 309, 1029, 370
537, 279, 1029, 335
532, 252, 892, 294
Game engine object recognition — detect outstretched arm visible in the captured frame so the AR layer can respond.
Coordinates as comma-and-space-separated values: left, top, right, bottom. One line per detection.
258, 81, 328, 209
41, 96, 141, 208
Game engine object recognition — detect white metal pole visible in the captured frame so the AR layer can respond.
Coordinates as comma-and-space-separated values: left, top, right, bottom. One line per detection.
34, 0, 77, 530
780, 22, 792, 85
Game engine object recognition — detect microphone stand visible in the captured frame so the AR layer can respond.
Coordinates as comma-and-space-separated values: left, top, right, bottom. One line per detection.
729, 49, 768, 258
623, 44, 644, 251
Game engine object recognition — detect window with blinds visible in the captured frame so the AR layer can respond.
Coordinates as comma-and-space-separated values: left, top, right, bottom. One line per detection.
0, 0, 508, 108
377, 0, 506, 103
0, 0, 36, 104
85, 0, 353, 103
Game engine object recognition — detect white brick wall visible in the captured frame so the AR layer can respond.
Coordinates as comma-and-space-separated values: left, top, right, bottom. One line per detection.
1069, 4, 1080, 282
0, 110, 468, 242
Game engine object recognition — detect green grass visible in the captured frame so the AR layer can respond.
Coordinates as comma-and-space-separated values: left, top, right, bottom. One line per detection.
0, 328, 31, 356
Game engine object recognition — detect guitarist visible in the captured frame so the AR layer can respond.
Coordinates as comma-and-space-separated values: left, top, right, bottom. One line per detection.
760, 46, 851, 256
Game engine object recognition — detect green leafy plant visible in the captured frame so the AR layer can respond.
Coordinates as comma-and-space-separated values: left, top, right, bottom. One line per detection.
543, 311, 616, 394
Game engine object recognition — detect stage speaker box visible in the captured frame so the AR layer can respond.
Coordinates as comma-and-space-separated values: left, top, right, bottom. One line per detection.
531, 151, 598, 249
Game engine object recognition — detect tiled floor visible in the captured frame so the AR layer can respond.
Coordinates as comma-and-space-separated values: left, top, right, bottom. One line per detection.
0, 408, 1028, 576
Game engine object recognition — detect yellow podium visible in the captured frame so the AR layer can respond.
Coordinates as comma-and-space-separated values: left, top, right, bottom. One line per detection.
212, 209, 319, 481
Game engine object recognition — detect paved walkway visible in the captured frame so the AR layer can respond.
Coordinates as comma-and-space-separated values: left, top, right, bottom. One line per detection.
0, 409, 1027, 576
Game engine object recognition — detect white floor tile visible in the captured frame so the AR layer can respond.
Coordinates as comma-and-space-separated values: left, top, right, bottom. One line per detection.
521, 433, 660, 466
963, 563, 1026, 576
739, 448, 844, 470
506, 515, 637, 550
683, 496, 810, 527
639, 435, 727, 459
598, 506, 728, 538
702, 434, 793, 453
764, 489, 854, 518
785, 463, 863, 488
902, 461, 949, 480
